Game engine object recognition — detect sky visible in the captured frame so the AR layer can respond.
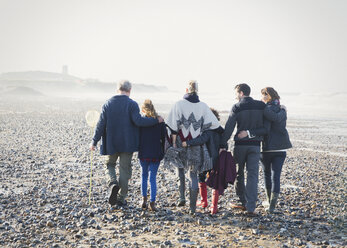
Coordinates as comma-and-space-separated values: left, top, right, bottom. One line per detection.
0, 0, 346, 94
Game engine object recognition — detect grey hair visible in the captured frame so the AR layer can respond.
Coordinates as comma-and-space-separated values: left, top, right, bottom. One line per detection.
187, 80, 198, 94
118, 80, 132, 92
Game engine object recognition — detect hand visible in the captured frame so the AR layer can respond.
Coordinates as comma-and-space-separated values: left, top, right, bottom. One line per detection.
280, 105, 287, 112
182, 141, 187, 147
219, 148, 226, 154
90, 143, 96, 151
157, 116, 164, 123
238, 130, 248, 139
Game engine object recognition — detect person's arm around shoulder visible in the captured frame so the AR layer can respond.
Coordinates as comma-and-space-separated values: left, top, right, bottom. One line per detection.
130, 101, 162, 127
264, 105, 286, 123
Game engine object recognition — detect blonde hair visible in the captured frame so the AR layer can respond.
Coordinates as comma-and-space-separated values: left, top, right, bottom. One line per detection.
141, 99, 158, 118
187, 80, 198, 94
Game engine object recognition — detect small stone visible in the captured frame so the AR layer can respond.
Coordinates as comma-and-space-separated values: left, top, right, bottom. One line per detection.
46, 221, 54, 227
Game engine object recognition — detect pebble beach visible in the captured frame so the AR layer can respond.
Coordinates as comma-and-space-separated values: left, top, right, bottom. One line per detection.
0, 98, 346, 248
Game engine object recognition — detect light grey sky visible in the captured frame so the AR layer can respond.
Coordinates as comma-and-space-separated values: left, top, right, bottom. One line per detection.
0, 0, 346, 94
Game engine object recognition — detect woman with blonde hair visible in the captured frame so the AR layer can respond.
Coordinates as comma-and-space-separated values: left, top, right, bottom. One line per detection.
165, 80, 220, 214
138, 99, 167, 211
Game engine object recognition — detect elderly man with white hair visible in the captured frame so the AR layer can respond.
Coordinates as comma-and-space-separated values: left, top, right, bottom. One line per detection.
90, 80, 163, 207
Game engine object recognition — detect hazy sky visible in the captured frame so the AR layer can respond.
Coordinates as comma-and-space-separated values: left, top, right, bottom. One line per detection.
0, 0, 346, 94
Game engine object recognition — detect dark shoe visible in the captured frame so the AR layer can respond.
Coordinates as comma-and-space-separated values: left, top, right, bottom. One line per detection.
230, 203, 246, 211
177, 200, 186, 206
149, 201, 157, 212
141, 196, 147, 209
108, 184, 119, 206
115, 199, 127, 207
245, 211, 258, 217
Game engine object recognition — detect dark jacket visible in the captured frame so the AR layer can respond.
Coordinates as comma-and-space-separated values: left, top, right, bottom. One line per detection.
92, 95, 158, 155
138, 122, 167, 160
186, 126, 224, 166
221, 97, 266, 147
206, 151, 237, 195
250, 104, 292, 151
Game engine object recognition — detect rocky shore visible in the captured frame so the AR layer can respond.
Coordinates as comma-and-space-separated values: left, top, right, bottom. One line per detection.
0, 99, 346, 247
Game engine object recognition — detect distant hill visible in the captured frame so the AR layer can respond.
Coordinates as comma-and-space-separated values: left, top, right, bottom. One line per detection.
0, 86, 44, 97
0, 71, 81, 81
0, 71, 168, 96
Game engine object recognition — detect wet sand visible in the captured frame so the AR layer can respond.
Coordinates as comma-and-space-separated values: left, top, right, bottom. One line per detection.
0, 99, 346, 247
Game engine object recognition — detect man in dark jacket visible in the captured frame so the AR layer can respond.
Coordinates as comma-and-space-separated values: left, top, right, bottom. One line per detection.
221, 83, 266, 215
90, 80, 163, 206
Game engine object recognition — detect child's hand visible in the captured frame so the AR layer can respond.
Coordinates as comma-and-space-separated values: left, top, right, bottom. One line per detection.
182, 141, 187, 147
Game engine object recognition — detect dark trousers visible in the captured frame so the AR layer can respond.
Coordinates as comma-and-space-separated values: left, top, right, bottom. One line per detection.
261, 152, 286, 194
233, 145, 261, 213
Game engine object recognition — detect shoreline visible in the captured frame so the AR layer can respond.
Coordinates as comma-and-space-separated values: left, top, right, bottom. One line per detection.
0, 99, 346, 247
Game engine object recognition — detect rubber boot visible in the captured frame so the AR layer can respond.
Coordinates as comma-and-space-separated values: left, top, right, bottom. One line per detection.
197, 182, 208, 208
178, 172, 186, 206
189, 189, 199, 214
210, 189, 219, 215
269, 192, 279, 213
262, 188, 271, 210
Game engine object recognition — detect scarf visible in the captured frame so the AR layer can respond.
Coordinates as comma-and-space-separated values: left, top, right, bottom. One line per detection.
183, 93, 200, 103
268, 99, 280, 106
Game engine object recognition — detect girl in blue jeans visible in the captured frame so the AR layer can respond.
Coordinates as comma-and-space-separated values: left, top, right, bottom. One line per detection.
138, 100, 166, 211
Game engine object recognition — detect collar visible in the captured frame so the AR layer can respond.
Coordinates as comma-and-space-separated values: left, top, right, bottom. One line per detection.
240, 96, 253, 102
183, 93, 200, 103
268, 99, 280, 105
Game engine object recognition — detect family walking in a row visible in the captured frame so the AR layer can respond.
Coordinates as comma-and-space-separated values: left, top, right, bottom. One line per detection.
90, 80, 292, 216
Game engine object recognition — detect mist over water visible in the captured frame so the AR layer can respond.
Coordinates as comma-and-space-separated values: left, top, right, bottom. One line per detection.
131, 89, 347, 121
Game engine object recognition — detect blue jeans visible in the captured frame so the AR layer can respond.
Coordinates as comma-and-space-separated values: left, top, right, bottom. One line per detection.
140, 160, 160, 202
261, 152, 286, 194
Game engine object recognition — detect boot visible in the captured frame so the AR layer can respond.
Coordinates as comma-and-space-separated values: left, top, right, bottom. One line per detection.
197, 182, 208, 208
262, 188, 271, 210
210, 189, 219, 215
141, 196, 147, 209
149, 201, 157, 212
178, 177, 186, 206
189, 189, 199, 214
269, 192, 279, 213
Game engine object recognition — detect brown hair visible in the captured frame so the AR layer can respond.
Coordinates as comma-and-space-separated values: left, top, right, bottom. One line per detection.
235, 83, 250, 96
261, 87, 280, 102
141, 99, 158, 118
210, 108, 220, 121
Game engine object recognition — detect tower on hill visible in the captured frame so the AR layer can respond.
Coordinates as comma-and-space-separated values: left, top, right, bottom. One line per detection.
62, 65, 68, 75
